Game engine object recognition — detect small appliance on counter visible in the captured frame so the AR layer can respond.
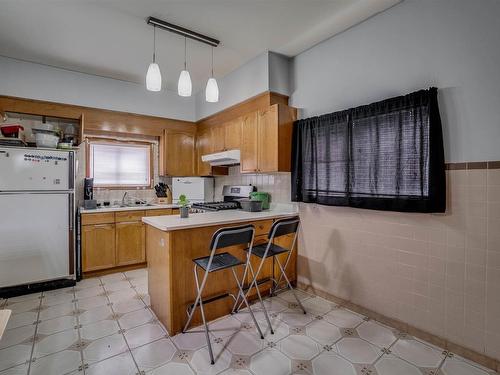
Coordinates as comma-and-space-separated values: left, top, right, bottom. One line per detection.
83, 177, 97, 209
172, 177, 214, 204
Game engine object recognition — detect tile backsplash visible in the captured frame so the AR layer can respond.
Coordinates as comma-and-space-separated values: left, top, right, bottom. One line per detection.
214, 166, 291, 203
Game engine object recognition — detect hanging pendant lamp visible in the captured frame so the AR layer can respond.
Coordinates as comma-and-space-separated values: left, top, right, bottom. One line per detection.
205, 47, 219, 103
146, 25, 162, 92
178, 37, 192, 97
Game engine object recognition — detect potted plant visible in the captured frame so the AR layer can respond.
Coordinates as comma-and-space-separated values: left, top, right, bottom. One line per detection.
178, 194, 190, 218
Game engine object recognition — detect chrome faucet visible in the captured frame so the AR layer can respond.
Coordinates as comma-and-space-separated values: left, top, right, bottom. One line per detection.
121, 192, 128, 206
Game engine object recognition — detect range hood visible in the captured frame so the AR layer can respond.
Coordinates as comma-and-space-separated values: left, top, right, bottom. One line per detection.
202, 149, 240, 166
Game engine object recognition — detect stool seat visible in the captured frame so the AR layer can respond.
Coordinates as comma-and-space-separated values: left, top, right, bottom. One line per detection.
193, 252, 244, 272
246, 243, 289, 258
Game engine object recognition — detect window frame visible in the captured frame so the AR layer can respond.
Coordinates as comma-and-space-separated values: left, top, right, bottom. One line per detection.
85, 138, 154, 189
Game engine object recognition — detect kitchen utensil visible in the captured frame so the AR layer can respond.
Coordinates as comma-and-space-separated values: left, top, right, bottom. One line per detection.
32, 123, 57, 133
0, 124, 24, 138
35, 132, 59, 148
238, 199, 263, 212
154, 183, 167, 197
249, 191, 270, 210
0, 137, 26, 147
57, 142, 72, 149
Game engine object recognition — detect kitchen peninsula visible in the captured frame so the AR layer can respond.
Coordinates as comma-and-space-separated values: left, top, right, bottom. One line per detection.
142, 205, 298, 336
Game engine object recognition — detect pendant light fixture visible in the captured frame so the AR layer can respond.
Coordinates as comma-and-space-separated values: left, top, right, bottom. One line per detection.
146, 25, 162, 92
145, 17, 220, 96
205, 47, 219, 103
177, 37, 192, 97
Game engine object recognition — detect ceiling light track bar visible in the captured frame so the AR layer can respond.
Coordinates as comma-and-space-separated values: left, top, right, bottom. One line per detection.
147, 16, 219, 47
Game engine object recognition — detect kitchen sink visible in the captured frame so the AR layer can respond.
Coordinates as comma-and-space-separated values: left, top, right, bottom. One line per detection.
122, 203, 155, 207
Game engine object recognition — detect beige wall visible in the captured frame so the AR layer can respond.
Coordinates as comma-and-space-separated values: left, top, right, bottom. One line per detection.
297, 167, 500, 360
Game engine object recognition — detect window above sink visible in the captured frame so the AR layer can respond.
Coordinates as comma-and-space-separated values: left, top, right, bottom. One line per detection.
87, 139, 153, 188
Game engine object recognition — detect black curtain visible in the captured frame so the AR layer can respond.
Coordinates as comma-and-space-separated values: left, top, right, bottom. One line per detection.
291, 87, 446, 213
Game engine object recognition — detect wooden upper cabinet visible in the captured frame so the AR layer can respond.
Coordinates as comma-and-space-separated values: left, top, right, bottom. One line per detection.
194, 103, 295, 175
163, 130, 195, 176
258, 106, 279, 173
240, 111, 259, 173
115, 221, 146, 266
212, 125, 226, 153
196, 128, 213, 176
240, 104, 296, 174
224, 118, 242, 150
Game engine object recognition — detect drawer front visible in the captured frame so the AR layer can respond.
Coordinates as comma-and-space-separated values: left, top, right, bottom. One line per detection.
254, 220, 273, 237
115, 210, 146, 223
81, 212, 115, 225
145, 209, 172, 216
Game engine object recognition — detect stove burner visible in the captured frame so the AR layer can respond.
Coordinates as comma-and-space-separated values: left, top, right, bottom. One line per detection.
192, 201, 239, 211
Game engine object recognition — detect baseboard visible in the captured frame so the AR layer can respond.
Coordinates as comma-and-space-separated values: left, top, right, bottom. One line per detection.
82, 263, 147, 279
0, 278, 76, 299
297, 281, 500, 372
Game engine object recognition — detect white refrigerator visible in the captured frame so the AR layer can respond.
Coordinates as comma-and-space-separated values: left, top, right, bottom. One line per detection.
0, 147, 75, 289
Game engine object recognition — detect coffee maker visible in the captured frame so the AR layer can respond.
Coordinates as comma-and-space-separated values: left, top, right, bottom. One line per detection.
83, 177, 97, 209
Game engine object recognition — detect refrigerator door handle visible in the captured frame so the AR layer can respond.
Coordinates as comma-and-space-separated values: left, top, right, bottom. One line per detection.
68, 151, 75, 190
69, 194, 74, 231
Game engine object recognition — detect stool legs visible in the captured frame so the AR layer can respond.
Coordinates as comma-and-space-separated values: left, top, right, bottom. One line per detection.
183, 265, 215, 364
183, 264, 265, 365
232, 255, 275, 335
231, 268, 264, 339
275, 256, 306, 314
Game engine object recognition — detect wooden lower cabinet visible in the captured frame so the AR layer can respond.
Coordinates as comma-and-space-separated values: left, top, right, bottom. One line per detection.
82, 223, 116, 272
115, 222, 146, 266
82, 208, 175, 275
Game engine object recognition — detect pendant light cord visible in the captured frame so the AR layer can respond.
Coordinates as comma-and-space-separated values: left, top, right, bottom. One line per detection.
184, 37, 187, 70
153, 25, 156, 63
211, 46, 214, 77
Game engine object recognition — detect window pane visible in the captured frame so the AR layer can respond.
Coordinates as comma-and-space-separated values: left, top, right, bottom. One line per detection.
90, 143, 150, 186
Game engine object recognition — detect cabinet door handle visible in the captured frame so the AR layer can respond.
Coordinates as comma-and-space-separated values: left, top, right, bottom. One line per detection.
94, 224, 112, 228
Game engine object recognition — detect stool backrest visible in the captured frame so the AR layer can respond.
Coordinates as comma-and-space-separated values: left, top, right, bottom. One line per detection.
268, 217, 300, 240
210, 224, 255, 252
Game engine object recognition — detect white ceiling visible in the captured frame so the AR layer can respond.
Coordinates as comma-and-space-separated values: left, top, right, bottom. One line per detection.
0, 0, 399, 93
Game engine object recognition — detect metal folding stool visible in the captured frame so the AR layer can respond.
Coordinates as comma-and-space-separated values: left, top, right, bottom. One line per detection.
232, 217, 304, 333
182, 224, 264, 365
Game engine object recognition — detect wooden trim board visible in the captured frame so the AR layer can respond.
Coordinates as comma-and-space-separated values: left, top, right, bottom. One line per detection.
0, 95, 196, 137
197, 91, 289, 130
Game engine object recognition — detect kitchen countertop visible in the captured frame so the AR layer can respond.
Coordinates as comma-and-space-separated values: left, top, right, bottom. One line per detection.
80, 203, 179, 214
142, 204, 298, 231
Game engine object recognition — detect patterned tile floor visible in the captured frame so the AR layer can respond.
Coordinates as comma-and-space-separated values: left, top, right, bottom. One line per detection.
0, 268, 498, 375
